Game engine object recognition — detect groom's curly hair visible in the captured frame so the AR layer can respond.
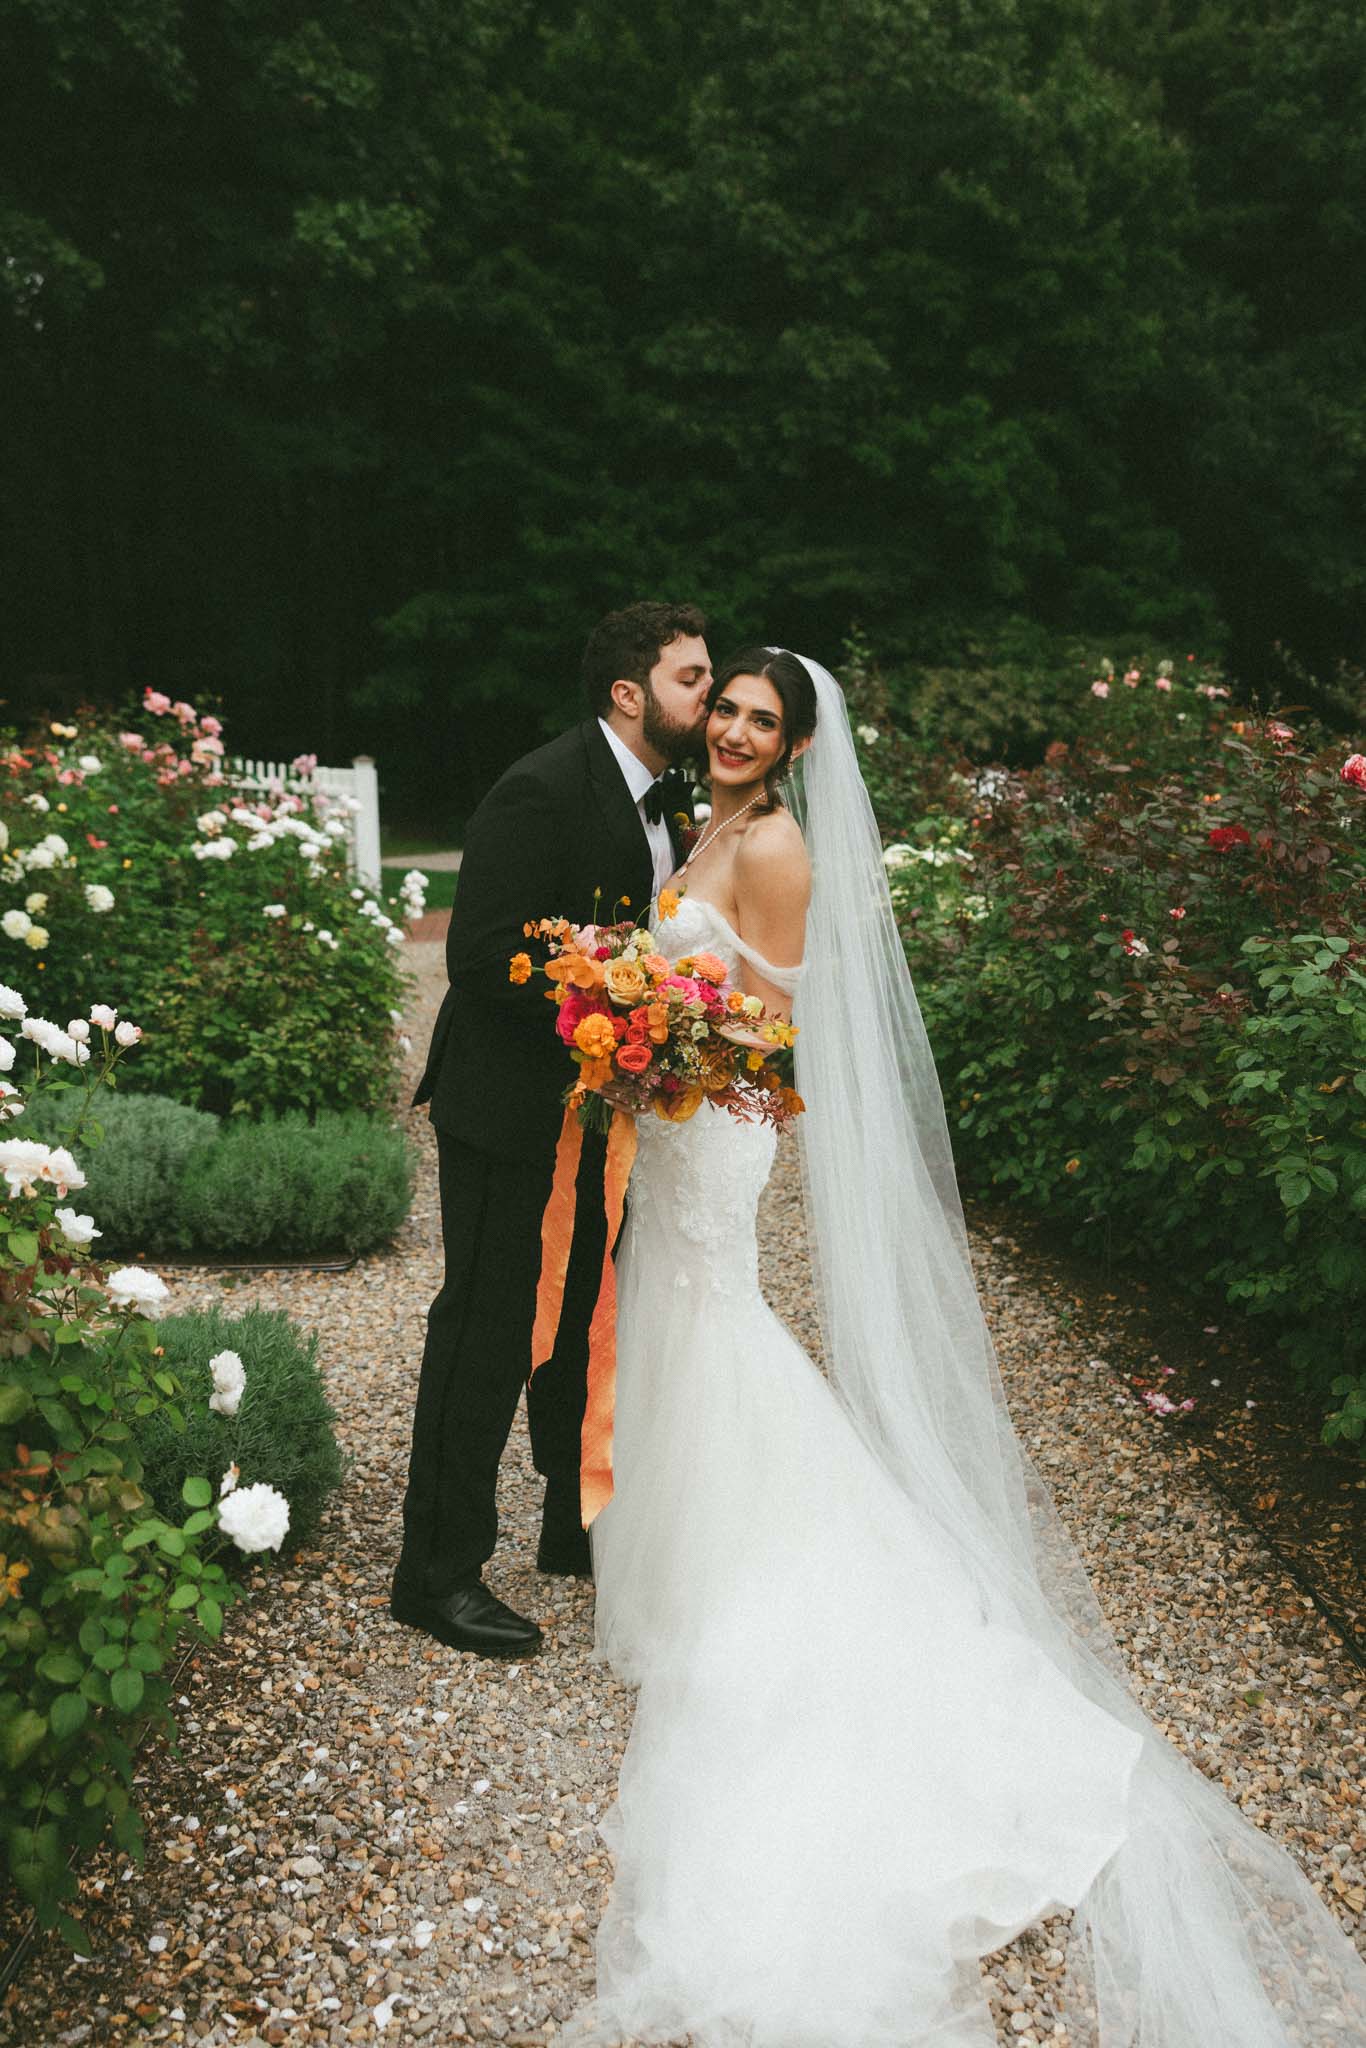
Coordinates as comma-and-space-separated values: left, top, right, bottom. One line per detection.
582, 601, 708, 717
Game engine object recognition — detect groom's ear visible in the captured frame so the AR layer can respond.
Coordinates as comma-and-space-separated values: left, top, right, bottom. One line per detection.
608, 677, 644, 722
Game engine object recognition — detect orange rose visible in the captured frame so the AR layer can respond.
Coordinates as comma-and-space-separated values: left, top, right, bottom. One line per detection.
605, 957, 647, 1006
616, 1041, 653, 1075
652, 1084, 704, 1123
508, 951, 532, 985
645, 1002, 670, 1044
573, 1013, 618, 1061
692, 952, 728, 985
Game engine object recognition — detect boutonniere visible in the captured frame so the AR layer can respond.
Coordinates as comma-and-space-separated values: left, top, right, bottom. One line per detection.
675, 814, 700, 854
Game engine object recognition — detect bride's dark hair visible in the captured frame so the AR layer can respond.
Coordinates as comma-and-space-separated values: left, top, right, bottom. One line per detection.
708, 646, 819, 812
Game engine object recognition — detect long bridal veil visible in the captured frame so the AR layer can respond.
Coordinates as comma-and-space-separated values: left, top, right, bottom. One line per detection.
782, 652, 1366, 2046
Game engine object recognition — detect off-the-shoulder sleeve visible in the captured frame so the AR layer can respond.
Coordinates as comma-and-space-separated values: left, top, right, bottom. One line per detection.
730, 933, 804, 999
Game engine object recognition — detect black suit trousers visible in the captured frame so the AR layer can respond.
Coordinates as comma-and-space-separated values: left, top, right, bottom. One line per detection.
396, 1123, 609, 1594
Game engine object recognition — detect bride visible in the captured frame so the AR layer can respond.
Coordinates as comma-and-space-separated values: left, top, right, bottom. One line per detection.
570, 648, 1366, 2047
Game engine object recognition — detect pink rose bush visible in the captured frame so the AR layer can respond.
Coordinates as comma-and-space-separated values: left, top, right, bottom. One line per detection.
0, 689, 427, 1116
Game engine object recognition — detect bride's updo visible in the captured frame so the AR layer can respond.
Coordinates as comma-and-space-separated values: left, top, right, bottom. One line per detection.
708, 646, 819, 812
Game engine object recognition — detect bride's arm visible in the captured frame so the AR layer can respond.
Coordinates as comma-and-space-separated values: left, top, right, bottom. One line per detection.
731, 813, 810, 1020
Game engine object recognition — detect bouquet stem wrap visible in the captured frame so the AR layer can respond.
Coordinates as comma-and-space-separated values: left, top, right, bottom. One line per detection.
531, 1104, 638, 1525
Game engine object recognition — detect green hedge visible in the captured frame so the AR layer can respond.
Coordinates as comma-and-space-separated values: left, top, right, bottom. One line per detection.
137, 1308, 345, 1551
20, 1092, 414, 1257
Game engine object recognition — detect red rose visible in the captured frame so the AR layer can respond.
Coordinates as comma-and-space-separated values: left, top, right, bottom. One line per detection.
616, 1042, 653, 1075
1207, 824, 1251, 852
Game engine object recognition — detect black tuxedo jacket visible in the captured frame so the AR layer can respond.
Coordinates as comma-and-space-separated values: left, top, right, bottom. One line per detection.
414, 720, 692, 1163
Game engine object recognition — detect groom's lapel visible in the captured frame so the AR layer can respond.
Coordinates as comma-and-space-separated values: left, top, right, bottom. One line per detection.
579, 719, 654, 908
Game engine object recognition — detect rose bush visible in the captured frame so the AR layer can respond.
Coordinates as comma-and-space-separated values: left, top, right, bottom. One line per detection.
0, 692, 426, 1117
0, 984, 307, 1948
852, 653, 1366, 1450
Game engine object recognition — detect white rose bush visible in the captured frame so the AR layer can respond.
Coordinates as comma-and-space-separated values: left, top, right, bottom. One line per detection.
0, 689, 426, 1118
0, 989, 298, 1951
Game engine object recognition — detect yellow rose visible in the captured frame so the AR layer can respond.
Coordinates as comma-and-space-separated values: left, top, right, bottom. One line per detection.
604, 957, 647, 1005
652, 1084, 704, 1123
24, 926, 48, 950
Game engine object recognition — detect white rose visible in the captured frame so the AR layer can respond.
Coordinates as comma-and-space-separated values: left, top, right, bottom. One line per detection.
24, 794, 49, 813
53, 1207, 101, 1247
89, 1004, 117, 1030
385, 926, 405, 947
24, 926, 49, 952
0, 1082, 24, 1121
246, 832, 275, 852
78, 756, 102, 774
113, 1021, 142, 1048
21, 1016, 62, 1054
84, 885, 116, 914
24, 893, 48, 915
22, 846, 54, 872
106, 1266, 169, 1317
40, 834, 68, 858
207, 1348, 246, 1418
219, 1463, 239, 1497
0, 1139, 55, 1196
0, 1037, 12, 1072
262, 904, 287, 918
196, 810, 227, 835
0, 822, 7, 851
218, 1481, 290, 1555
66, 1019, 90, 1041
3, 910, 32, 940
856, 724, 879, 745
0, 984, 26, 1021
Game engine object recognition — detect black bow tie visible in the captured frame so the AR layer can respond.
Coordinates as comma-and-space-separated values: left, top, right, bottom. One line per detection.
642, 778, 668, 825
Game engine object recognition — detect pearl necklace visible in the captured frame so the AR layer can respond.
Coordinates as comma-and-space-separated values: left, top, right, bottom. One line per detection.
679, 790, 766, 872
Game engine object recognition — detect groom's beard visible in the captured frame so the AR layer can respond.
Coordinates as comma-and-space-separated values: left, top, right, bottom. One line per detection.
642, 686, 707, 768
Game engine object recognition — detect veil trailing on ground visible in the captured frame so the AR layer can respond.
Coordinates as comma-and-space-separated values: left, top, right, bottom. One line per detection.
780, 651, 1366, 2046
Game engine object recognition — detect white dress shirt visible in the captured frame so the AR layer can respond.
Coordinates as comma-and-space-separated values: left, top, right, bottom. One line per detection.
598, 718, 675, 895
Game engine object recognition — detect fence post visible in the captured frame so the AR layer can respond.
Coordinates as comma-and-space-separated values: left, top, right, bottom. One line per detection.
350, 756, 381, 889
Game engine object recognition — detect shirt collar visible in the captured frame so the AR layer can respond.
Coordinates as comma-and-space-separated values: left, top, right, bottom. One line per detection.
597, 718, 659, 807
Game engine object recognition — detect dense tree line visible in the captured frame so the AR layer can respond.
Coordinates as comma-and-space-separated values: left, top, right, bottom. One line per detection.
2, 0, 1363, 823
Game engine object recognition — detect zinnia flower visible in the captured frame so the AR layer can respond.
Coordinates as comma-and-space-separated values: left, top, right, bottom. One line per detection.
207, 1349, 246, 1418
573, 1013, 618, 1061
218, 1480, 289, 1553
106, 1266, 169, 1317
508, 952, 532, 985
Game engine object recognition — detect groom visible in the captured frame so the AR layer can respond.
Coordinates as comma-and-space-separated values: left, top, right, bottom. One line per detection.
392, 601, 712, 1656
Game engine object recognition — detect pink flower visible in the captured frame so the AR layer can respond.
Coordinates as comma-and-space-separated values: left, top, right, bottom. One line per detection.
1169, 906, 1186, 920
192, 735, 224, 758
1154, 676, 1172, 692
555, 989, 607, 1045
1265, 719, 1295, 746
177, 759, 193, 777
172, 700, 197, 725
118, 732, 144, 750
142, 750, 158, 765
56, 768, 79, 785
1340, 753, 1366, 791
1123, 669, 1140, 687
291, 752, 318, 775
143, 689, 172, 715
200, 715, 223, 737
1090, 680, 1110, 699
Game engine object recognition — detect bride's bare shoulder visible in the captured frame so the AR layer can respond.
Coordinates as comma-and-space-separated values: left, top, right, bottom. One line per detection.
734, 806, 811, 898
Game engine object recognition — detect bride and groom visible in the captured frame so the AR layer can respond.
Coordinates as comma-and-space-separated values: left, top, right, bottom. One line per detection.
393, 603, 1366, 2046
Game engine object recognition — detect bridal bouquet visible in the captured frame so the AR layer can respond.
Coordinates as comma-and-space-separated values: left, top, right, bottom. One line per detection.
510, 899, 803, 1133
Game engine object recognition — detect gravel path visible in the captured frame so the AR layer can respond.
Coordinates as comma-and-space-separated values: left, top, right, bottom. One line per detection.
4, 938, 1363, 2047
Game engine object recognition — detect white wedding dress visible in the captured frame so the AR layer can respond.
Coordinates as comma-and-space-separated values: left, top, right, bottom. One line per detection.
563, 655, 1366, 2048
581, 894, 1142, 2048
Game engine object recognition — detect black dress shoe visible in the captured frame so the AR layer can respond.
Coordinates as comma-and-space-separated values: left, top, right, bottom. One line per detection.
389, 1577, 542, 1657
537, 1477, 593, 1578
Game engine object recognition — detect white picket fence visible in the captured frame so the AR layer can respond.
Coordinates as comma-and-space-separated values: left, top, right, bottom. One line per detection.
226, 754, 382, 889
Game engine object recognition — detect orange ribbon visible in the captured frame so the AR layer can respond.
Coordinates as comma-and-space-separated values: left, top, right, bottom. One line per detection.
531, 1105, 638, 1526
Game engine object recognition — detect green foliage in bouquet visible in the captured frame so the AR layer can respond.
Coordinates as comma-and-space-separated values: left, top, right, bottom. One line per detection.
0, 696, 428, 1118
855, 656, 1366, 1449
20, 1092, 413, 1256
0, 996, 295, 1950
134, 1309, 343, 1552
